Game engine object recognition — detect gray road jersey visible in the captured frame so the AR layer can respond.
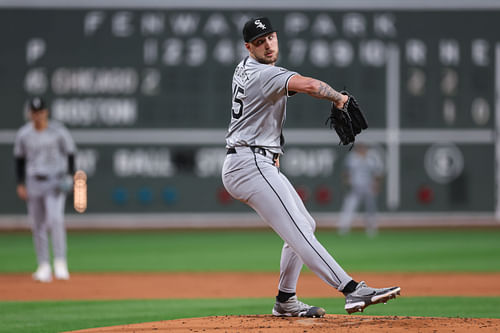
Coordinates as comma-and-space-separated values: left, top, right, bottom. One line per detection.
225, 56, 297, 154
346, 152, 382, 189
14, 120, 76, 177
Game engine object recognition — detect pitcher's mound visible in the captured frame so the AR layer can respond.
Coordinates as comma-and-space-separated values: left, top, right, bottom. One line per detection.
67, 314, 500, 332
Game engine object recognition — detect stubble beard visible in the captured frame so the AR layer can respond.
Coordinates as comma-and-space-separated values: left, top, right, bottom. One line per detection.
256, 49, 279, 65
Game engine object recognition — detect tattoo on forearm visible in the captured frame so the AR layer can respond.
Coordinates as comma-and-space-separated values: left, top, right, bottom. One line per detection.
316, 82, 344, 103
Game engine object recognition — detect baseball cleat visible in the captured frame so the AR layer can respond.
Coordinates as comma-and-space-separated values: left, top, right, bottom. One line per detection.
344, 281, 400, 314
32, 262, 52, 283
272, 295, 326, 318
54, 259, 70, 280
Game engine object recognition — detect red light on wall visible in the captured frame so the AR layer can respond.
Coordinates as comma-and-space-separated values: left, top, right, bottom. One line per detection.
295, 186, 309, 202
217, 187, 233, 204
417, 185, 434, 204
315, 186, 332, 204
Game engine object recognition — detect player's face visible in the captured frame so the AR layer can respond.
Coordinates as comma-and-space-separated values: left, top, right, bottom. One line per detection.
30, 109, 48, 127
246, 32, 279, 65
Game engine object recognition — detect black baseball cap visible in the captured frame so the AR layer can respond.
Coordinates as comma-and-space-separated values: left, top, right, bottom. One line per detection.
243, 17, 276, 43
29, 97, 46, 111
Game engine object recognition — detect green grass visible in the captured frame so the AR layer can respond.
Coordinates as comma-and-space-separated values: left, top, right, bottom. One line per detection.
319, 229, 500, 272
1, 229, 499, 273
1, 229, 500, 332
1, 297, 499, 333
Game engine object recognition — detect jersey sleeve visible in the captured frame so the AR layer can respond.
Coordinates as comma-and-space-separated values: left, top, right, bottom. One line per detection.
259, 66, 297, 101
13, 128, 25, 157
58, 125, 76, 154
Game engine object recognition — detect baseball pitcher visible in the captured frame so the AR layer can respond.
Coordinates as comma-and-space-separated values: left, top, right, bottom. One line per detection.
222, 17, 400, 316
14, 97, 76, 282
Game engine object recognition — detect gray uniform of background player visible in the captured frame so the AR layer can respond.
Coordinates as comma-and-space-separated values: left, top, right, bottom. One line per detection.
14, 120, 76, 267
222, 56, 353, 293
338, 144, 383, 235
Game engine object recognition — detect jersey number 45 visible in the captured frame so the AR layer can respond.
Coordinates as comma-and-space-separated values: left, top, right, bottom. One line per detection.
232, 85, 245, 119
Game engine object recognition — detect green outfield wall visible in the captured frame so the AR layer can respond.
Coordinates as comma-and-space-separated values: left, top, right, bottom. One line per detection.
0, 1, 499, 223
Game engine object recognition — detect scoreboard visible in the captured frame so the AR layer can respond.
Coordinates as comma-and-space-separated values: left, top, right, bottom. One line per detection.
0, 2, 498, 220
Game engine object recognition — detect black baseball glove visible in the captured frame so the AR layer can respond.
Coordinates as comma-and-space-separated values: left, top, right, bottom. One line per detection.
325, 90, 368, 146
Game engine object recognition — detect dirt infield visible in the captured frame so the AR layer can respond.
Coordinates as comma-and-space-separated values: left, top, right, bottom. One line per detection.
67, 315, 500, 333
1, 272, 500, 301
2, 272, 500, 332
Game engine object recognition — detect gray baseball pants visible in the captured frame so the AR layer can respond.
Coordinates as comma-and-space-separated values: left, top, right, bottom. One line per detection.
26, 176, 67, 265
222, 146, 352, 293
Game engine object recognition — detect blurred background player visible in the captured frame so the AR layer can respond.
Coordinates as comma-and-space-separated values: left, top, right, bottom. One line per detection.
14, 97, 76, 282
338, 143, 383, 236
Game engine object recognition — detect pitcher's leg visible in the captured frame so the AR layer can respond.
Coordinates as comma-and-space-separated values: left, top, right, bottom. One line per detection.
277, 172, 315, 293
280, 172, 316, 231
247, 161, 352, 291
278, 243, 302, 293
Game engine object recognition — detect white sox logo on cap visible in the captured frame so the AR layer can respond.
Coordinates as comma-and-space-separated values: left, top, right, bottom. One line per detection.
242, 17, 275, 42
29, 96, 46, 111
254, 19, 266, 30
